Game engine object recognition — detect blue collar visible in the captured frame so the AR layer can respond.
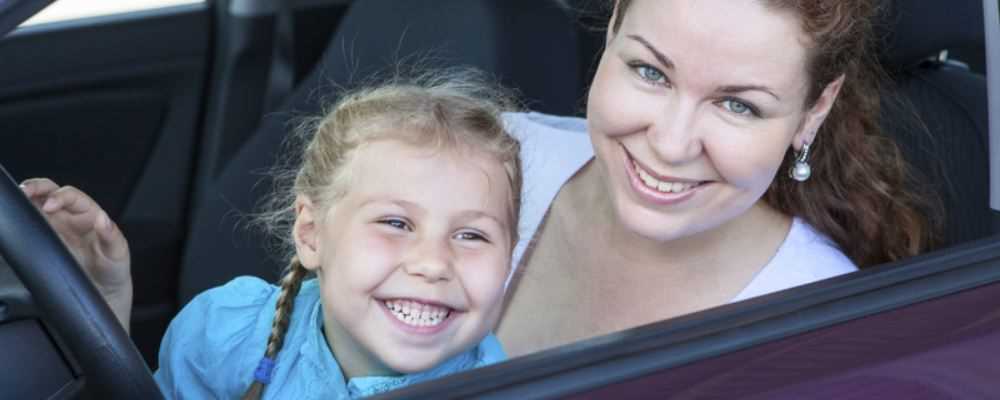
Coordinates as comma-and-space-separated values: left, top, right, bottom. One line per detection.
296, 283, 491, 398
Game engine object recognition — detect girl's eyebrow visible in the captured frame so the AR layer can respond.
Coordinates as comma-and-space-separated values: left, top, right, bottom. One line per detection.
456, 210, 507, 229
358, 198, 420, 213
626, 34, 675, 70
359, 198, 506, 228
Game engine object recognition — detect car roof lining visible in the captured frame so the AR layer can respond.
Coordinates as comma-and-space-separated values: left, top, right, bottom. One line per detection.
0, 0, 55, 38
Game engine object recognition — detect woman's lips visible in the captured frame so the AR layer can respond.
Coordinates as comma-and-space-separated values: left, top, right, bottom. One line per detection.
622, 148, 708, 206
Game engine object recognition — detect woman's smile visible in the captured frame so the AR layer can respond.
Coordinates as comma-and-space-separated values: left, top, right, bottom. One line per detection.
621, 145, 711, 206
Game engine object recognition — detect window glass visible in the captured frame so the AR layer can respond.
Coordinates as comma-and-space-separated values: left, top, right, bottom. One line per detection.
19, 0, 203, 26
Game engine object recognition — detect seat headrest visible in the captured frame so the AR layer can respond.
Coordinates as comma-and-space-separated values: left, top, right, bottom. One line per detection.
879, 1, 984, 69
319, 0, 583, 115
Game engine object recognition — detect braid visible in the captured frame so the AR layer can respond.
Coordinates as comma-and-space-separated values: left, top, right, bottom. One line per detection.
241, 258, 308, 400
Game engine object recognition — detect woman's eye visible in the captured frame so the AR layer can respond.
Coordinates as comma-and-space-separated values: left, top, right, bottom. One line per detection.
379, 218, 411, 231
631, 63, 668, 85
720, 98, 758, 117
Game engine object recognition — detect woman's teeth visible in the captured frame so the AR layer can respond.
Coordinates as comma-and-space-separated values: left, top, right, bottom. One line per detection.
384, 299, 451, 327
634, 161, 701, 193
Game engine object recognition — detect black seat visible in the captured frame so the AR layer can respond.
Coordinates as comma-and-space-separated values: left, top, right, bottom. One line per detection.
177, 0, 584, 306
876, 1, 991, 247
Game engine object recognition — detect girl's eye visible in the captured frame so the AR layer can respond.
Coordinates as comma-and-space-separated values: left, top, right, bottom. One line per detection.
720, 98, 759, 117
630, 62, 668, 85
454, 231, 489, 243
379, 218, 411, 231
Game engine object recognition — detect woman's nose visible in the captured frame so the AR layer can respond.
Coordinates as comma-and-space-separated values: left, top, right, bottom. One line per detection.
646, 102, 703, 164
402, 237, 454, 282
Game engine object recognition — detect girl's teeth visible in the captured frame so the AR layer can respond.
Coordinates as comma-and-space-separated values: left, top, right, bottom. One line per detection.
384, 299, 451, 327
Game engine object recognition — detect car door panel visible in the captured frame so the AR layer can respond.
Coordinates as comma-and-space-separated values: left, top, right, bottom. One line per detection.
0, 4, 210, 365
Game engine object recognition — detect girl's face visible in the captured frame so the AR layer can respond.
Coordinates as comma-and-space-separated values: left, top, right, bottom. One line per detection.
587, 0, 841, 242
293, 138, 513, 378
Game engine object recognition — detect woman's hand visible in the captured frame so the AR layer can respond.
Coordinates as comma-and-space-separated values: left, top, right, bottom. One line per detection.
19, 178, 133, 332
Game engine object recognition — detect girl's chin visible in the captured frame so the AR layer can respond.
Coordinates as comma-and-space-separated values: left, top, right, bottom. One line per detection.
377, 352, 451, 375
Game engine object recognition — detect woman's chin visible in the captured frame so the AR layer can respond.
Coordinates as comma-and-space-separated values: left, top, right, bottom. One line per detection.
613, 200, 708, 244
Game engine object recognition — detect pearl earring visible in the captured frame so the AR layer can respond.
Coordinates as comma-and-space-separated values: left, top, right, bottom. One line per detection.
789, 142, 812, 182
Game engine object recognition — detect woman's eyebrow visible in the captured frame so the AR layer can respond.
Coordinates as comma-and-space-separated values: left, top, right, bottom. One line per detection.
719, 84, 781, 101
626, 34, 675, 70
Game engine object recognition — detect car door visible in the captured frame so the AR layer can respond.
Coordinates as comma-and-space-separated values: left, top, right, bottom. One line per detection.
0, 0, 213, 365
0, 0, 354, 367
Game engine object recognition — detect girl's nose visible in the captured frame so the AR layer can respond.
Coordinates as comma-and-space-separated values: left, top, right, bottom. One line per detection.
647, 102, 703, 164
402, 238, 454, 282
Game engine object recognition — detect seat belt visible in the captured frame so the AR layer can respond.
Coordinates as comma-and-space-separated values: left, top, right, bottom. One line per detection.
264, 0, 295, 114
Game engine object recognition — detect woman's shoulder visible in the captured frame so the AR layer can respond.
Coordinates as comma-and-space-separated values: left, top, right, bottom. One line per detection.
501, 111, 593, 187
502, 111, 588, 139
502, 112, 595, 280
733, 218, 858, 302
783, 218, 858, 277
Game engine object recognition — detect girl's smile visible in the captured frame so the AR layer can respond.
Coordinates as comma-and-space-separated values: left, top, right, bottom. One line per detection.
379, 298, 458, 335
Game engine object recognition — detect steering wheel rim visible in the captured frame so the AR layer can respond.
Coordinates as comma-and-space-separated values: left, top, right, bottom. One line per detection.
0, 165, 162, 399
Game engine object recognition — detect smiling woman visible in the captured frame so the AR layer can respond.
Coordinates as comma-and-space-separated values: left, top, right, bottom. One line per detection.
496, 0, 938, 357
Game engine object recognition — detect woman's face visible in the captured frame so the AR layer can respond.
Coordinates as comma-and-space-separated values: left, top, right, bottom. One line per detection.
587, 0, 837, 243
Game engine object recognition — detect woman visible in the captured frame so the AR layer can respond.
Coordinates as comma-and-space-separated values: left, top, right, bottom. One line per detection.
24, 0, 933, 361
495, 0, 934, 356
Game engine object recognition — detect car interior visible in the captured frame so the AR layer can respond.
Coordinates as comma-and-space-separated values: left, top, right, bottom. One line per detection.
0, 0, 998, 398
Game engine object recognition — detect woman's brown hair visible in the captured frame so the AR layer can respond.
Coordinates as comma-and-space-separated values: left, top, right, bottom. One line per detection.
242, 69, 523, 399
611, 0, 939, 267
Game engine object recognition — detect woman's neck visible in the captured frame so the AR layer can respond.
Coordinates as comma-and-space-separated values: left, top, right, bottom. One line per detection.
564, 161, 792, 286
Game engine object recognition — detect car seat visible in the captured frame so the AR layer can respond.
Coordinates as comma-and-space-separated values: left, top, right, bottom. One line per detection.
178, 0, 586, 307
876, 1, 992, 248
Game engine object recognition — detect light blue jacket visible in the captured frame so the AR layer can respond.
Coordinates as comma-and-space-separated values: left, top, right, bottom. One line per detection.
154, 277, 505, 399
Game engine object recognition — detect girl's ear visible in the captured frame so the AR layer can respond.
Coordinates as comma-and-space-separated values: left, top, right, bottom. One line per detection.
794, 74, 845, 149
293, 196, 321, 271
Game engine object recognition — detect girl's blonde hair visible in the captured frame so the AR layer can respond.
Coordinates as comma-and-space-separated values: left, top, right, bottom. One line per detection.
242, 70, 523, 399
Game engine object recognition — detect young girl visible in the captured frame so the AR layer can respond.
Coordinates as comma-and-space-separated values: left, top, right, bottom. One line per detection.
22, 73, 523, 399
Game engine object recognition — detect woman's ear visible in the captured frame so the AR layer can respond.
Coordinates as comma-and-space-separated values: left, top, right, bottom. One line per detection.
606, 0, 622, 46
293, 196, 321, 271
794, 74, 845, 149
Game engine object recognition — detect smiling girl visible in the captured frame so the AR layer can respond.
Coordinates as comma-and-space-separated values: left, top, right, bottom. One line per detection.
23, 72, 522, 399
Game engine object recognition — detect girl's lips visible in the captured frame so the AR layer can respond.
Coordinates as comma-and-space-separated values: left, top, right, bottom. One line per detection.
621, 148, 708, 206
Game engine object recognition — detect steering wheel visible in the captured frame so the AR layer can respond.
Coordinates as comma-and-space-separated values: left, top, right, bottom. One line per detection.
0, 165, 163, 399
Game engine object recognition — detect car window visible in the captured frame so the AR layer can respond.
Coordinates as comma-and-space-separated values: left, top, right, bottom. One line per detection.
18, 0, 202, 27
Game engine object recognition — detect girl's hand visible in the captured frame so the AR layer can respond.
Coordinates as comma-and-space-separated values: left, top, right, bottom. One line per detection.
19, 178, 133, 332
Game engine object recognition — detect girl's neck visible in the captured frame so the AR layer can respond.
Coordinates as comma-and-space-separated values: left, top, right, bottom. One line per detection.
320, 304, 398, 380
